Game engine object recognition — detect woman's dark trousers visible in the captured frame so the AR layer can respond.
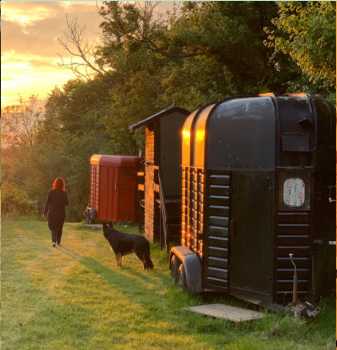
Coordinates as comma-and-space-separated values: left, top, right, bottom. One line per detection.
49, 221, 64, 245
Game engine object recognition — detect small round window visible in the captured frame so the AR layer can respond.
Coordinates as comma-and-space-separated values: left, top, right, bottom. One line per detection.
283, 178, 305, 208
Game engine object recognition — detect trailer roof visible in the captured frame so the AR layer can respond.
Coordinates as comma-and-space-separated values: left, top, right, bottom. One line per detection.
90, 154, 140, 167
128, 105, 189, 132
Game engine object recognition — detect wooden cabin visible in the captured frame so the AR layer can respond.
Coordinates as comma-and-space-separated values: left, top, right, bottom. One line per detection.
129, 106, 189, 247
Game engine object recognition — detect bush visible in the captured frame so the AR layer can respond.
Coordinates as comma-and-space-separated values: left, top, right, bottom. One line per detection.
2, 183, 36, 215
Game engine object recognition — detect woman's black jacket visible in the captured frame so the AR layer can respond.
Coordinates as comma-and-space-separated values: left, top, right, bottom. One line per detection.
44, 189, 69, 226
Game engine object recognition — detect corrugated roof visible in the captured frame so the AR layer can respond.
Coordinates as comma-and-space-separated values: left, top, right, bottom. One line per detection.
129, 105, 189, 131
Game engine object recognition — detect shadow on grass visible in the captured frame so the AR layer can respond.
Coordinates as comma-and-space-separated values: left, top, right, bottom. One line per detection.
79, 256, 174, 304
58, 245, 155, 285
57, 245, 83, 259
77, 256, 247, 348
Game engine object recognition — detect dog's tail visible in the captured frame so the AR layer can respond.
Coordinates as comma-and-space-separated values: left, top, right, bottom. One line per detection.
144, 256, 154, 270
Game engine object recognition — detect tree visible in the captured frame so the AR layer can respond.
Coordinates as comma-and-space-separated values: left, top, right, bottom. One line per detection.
266, 2, 336, 95
2, 96, 45, 215
1, 96, 45, 148
58, 15, 108, 79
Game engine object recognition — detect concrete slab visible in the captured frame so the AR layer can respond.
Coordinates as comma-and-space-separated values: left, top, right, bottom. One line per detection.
186, 303, 264, 322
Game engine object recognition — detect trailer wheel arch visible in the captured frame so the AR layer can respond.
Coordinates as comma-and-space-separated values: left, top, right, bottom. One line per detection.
177, 263, 187, 290
170, 254, 180, 283
170, 246, 202, 294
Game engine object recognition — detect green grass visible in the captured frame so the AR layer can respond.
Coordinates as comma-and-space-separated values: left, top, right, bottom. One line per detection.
1, 218, 335, 350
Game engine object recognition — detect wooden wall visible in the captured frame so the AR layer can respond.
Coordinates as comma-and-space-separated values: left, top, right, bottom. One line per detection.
144, 127, 155, 241
143, 110, 188, 243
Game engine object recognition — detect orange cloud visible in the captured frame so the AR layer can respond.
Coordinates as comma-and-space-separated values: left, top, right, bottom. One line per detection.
3, 3, 56, 26
1, 1, 174, 107
1, 1, 102, 107
1, 51, 74, 106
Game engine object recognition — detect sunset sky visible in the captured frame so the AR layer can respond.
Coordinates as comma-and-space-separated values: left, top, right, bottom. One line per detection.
1, 1, 103, 107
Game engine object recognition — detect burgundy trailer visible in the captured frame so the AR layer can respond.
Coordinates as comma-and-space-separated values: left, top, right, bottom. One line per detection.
88, 154, 140, 223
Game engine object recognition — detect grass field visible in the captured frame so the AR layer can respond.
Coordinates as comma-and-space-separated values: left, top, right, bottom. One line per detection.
1, 218, 335, 350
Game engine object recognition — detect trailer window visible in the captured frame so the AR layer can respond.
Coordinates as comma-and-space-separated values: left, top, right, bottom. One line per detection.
283, 178, 305, 208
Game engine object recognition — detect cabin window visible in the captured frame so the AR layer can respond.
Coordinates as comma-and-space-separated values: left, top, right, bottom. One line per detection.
283, 178, 305, 208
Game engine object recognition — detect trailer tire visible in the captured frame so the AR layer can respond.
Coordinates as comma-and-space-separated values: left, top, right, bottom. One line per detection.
170, 255, 180, 283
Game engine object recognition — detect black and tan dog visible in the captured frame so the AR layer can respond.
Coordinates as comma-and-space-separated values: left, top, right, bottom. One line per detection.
102, 222, 154, 270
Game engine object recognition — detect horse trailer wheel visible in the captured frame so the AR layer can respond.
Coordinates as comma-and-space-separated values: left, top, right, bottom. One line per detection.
170, 255, 180, 283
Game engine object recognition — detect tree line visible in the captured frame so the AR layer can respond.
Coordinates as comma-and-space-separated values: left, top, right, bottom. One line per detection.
2, 1, 335, 220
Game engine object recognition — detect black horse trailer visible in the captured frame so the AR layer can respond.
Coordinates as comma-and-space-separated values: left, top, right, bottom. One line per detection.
170, 94, 335, 305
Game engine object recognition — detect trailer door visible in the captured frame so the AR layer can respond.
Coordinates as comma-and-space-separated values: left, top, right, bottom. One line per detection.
229, 173, 274, 303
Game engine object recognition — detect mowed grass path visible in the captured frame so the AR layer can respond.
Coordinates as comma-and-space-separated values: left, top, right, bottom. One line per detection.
2, 218, 335, 350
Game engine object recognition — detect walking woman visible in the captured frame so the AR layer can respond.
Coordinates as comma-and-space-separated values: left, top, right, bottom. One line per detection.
44, 177, 69, 247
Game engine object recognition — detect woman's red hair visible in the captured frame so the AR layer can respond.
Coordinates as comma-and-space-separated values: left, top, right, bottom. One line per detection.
52, 177, 65, 191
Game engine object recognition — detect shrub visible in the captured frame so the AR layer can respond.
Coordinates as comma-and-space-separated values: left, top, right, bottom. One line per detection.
2, 182, 36, 215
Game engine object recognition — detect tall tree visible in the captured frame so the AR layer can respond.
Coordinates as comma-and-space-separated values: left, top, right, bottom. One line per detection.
2, 96, 45, 148
266, 2, 335, 97
35, 77, 120, 220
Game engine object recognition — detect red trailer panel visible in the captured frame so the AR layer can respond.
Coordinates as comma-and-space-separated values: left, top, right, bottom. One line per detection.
90, 155, 140, 222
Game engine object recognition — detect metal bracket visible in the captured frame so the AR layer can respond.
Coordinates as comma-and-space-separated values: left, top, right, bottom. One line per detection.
289, 253, 298, 305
